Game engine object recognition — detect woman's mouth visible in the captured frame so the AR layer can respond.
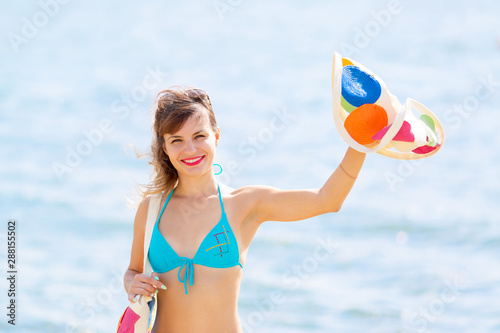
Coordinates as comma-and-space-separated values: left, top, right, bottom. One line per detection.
181, 155, 205, 166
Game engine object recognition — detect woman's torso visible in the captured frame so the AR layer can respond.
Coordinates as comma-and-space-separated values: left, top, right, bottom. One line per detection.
149, 185, 256, 332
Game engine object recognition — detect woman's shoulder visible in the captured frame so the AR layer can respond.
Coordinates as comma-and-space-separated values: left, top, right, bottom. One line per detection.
137, 195, 152, 211
133, 196, 151, 228
133, 192, 166, 231
220, 183, 277, 201
137, 192, 164, 209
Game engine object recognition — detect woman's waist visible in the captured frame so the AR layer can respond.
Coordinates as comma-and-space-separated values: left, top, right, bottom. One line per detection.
153, 289, 242, 333
155, 273, 240, 307
153, 311, 243, 333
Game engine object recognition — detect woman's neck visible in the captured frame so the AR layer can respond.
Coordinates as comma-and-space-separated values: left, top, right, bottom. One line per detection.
174, 173, 218, 199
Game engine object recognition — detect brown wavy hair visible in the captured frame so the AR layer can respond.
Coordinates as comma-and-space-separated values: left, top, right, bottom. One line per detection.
139, 86, 218, 200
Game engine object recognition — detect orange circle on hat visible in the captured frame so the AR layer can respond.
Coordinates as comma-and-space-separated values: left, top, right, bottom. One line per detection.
344, 104, 388, 145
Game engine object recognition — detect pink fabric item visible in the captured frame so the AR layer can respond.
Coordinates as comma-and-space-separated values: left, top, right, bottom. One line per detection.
117, 307, 140, 333
372, 121, 415, 142
412, 144, 440, 154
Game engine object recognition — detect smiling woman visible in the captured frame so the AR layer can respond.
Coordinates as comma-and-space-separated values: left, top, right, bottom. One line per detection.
122, 86, 366, 332
163, 115, 217, 173
139, 88, 219, 198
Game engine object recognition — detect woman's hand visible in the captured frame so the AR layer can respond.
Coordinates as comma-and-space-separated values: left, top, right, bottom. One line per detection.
127, 271, 167, 302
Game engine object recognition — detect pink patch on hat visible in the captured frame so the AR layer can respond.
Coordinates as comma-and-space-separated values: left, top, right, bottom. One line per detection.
412, 144, 440, 154
117, 307, 140, 333
372, 121, 415, 142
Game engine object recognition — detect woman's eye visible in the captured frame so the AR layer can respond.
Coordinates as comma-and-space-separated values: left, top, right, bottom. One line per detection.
171, 139, 181, 143
195, 134, 205, 139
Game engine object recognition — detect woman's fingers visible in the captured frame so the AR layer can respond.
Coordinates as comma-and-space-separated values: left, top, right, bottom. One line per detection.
151, 272, 167, 291
128, 284, 155, 302
128, 293, 140, 303
142, 275, 160, 296
128, 274, 163, 301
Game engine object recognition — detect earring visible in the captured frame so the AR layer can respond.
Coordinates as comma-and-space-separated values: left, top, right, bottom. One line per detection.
213, 164, 222, 175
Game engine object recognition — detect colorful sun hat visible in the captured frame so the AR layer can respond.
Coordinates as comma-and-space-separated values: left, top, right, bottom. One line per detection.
332, 52, 444, 159
116, 295, 156, 333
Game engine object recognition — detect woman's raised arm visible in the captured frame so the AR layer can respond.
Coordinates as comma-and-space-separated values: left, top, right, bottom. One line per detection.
242, 147, 366, 224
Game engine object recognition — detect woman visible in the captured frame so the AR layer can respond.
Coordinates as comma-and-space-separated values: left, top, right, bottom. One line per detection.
123, 87, 366, 332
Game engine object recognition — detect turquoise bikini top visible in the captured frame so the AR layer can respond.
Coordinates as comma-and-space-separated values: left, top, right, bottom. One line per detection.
148, 184, 243, 294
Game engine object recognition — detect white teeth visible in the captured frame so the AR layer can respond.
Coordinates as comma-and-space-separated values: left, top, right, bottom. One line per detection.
184, 156, 202, 163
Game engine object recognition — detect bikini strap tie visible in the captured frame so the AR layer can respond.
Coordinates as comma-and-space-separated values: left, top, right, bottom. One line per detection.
178, 258, 194, 295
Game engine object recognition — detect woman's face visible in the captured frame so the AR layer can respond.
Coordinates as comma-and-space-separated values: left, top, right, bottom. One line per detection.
162, 109, 219, 177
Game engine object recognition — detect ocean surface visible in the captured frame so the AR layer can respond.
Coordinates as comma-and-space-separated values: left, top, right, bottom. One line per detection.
1, 0, 499, 332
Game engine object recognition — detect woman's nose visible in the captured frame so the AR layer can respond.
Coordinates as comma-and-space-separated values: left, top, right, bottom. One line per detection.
184, 140, 196, 153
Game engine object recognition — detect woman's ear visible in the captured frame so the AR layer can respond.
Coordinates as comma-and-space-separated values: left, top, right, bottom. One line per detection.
215, 128, 220, 147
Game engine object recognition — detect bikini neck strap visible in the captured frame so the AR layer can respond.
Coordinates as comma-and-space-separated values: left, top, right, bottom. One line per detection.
157, 187, 175, 224
217, 183, 226, 215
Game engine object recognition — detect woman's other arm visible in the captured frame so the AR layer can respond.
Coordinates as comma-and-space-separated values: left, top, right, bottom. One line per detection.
123, 197, 165, 301
241, 147, 366, 224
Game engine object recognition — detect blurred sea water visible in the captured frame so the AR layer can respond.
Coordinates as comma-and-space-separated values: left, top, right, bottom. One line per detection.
0, 0, 499, 332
